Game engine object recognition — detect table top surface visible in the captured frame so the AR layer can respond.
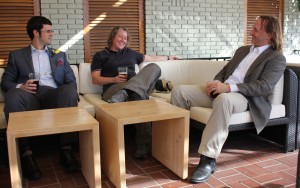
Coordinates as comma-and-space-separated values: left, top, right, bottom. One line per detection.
97, 99, 189, 124
7, 107, 98, 133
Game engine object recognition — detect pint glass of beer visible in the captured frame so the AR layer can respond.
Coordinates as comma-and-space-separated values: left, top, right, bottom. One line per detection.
118, 66, 128, 80
28, 72, 40, 91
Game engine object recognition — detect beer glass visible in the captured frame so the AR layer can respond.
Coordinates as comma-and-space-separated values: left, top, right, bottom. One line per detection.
118, 66, 128, 80
28, 72, 40, 91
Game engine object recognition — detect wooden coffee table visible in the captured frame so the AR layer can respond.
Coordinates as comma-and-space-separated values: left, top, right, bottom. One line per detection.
95, 99, 190, 188
6, 107, 101, 188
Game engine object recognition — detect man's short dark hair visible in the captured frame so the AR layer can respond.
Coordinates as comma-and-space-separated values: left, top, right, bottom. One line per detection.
26, 16, 52, 40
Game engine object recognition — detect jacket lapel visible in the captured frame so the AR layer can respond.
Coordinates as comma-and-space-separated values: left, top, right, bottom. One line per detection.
245, 48, 272, 78
47, 47, 57, 75
226, 46, 250, 77
24, 45, 35, 72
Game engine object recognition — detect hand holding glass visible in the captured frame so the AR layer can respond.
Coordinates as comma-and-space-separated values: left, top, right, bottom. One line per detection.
28, 72, 40, 91
207, 80, 219, 98
118, 66, 128, 80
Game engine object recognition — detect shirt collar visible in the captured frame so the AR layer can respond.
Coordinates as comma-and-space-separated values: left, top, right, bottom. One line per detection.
31, 44, 49, 53
250, 45, 270, 54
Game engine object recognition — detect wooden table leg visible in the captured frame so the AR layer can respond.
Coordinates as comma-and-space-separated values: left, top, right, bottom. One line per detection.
7, 135, 22, 188
152, 117, 189, 179
80, 127, 101, 188
97, 113, 126, 188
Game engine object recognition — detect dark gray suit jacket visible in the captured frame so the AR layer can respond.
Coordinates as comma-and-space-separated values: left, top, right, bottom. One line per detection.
214, 45, 286, 133
1, 45, 76, 92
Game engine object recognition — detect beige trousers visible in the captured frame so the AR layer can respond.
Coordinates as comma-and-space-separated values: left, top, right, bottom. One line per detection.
170, 85, 248, 159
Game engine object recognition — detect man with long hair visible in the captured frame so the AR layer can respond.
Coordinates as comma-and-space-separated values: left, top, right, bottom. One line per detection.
171, 15, 286, 183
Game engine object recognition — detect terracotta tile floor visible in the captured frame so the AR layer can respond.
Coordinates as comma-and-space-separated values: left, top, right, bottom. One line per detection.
0, 126, 298, 188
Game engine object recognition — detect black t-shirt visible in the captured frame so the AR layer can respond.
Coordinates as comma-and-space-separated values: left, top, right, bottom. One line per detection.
91, 47, 144, 92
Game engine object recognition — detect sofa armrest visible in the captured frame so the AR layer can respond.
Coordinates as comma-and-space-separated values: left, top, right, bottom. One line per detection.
283, 69, 298, 127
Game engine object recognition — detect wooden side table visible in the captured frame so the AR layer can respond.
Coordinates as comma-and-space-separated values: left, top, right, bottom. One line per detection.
95, 100, 190, 188
6, 107, 101, 188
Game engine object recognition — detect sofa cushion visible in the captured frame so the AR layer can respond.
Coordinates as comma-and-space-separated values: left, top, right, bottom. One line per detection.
0, 103, 7, 129
268, 74, 284, 104
285, 54, 300, 64
70, 64, 95, 117
78, 95, 95, 117
79, 63, 102, 95
190, 104, 285, 125
139, 60, 227, 86
0, 68, 5, 102
70, 65, 79, 92
82, 94, 107, 106
0, 69, 6, 129
151, 92, 171, 103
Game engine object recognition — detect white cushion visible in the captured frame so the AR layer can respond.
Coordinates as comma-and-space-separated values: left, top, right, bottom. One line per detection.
78, 95, 95, 117
139, 60, 227, 86
0, 103, 7, 129
151, 92, 171, 103
268, 75, 284, 104
70, 64, 96, 117
70, 65, 79, 93
0, 69, 6, 129
79, 63, 102, 95
82, 94, 107, 106
0, 68, 5, 102
285, 54, 300, 64
190, 104, 285, 125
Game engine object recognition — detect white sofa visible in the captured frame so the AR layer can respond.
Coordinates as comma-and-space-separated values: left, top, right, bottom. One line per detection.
0, 60, 297, 152
141, 60, 296, 153
140, 60, 285, 125
77, 60, 296, 152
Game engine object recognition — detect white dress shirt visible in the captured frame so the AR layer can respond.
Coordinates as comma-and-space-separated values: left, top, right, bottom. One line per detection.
31, 45, 57, 88
225, 45, 270, 92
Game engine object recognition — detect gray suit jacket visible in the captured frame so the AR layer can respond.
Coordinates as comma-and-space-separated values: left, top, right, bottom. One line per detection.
1, 45, 77, 92
214, 45, 286, 133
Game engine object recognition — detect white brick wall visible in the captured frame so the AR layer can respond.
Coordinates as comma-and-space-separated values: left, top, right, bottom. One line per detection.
145, 0, 244, 58
283, 0, 300, 55
39, 0, 299, 62
41, 0, 84, 64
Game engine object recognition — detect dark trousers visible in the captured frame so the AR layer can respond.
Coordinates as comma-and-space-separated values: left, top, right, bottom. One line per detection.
4, 84, 79, 152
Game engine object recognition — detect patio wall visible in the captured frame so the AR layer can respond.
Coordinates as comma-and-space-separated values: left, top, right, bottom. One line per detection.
41, 0, 300, 64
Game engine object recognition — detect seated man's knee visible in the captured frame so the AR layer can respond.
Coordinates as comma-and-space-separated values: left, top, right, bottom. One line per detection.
59, 85, 78, 102
172, 85, 188, 96
5, 88, 29, 105
213, 93, 232, 106
61, 85, 77, 95
146, 63, 161, 75
170, 86, 186, 105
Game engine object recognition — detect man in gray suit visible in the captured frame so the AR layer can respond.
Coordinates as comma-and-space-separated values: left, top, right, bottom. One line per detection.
1, 16, 79, 180
170, 15, 286, 183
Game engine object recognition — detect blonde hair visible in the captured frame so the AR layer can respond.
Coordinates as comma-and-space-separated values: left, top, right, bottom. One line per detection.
259, 15, 282, 52
107, 26, 130, 49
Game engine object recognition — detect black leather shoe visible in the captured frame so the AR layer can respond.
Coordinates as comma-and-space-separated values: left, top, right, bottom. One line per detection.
190, 155, 216, 183
21, 154, 42, 180
60, 148, 80, 171
134, 143, 150, 159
